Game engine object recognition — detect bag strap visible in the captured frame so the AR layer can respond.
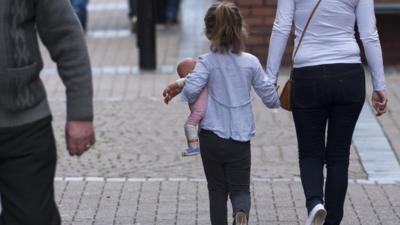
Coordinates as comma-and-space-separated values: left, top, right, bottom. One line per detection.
290, 0, 322, 78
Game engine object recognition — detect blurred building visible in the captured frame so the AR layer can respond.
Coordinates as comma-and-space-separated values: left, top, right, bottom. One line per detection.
229, 0, 400, 65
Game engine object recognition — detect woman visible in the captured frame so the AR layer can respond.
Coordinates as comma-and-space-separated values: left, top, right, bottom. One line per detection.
266, 1, 388, 225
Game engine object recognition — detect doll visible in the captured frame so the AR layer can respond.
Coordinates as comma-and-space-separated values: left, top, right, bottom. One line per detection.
163, 58, 208, 156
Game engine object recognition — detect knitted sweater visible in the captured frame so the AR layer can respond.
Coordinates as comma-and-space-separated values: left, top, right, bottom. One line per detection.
0, 0, 93, 127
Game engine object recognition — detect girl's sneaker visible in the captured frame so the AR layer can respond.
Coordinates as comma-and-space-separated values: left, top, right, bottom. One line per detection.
305, 203, 326, 225
182, 147, 200, 157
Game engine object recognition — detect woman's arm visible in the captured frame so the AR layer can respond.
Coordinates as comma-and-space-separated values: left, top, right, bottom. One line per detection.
181, 57, 210, 104
265, 0, 295, 84
356, 0, 386, 91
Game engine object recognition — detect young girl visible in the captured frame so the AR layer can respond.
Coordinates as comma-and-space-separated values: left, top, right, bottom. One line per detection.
164, 58, 207, 156
165, 2, 280, 224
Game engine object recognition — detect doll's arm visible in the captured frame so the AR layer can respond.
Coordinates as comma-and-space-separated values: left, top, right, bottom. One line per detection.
163, 78, 186, 104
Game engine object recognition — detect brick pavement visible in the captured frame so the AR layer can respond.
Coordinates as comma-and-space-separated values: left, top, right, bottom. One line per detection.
30, 0, 400, 224
54, 180, 400, 225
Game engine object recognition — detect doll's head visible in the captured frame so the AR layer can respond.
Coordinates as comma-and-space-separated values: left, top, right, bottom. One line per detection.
177, 58, 196, 78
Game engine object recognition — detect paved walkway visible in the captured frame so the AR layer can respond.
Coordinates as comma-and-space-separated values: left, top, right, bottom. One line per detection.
34, 0, 400, 224
55, 179, 400, 225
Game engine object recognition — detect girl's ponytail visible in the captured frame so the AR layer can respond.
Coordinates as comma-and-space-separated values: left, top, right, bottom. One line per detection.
205, 2, 247, 54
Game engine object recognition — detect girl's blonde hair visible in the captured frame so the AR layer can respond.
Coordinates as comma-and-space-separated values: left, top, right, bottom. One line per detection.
204, 1, 248, 54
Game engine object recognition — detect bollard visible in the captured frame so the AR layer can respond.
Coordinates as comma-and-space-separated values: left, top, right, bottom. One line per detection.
137, 0, 157, 70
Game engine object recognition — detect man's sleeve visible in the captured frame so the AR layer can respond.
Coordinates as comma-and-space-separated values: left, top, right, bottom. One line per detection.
35, 0, 93, 121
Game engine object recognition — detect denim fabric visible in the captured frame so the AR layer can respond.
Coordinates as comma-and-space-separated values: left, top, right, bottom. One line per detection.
128, 0, 137, 18
292, 63, 365, 225
166, 0, 179, 19
71, 0, 88, 30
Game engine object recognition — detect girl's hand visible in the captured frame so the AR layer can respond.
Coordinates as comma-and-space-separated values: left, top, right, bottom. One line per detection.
372, 90, 388, 116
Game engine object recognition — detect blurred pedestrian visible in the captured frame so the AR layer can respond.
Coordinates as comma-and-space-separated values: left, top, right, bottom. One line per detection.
0, 0, 95, 224
166, 0, 180, 25
155, 0, 180, 25
266, 1, 387, 225
128, 0, 137, 32
71, 0, 89, 30
156, 0, 167, 24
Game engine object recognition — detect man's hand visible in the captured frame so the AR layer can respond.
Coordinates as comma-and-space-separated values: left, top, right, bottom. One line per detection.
163, 81, 183, 104
66, 121, 95, 156
372, 90, 388, 117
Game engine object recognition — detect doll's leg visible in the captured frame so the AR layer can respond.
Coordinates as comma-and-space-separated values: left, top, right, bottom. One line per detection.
184, 123, 200, 148
187, 87, 208, 125
182, 88, 208, 156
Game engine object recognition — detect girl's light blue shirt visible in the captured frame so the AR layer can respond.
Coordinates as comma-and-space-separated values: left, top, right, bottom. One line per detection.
181, 51, 280, 142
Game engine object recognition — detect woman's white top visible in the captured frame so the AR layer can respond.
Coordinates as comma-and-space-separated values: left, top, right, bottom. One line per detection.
266, 0, 385, 91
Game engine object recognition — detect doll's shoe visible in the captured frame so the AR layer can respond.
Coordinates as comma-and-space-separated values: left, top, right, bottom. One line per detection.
182, 147, 200, 157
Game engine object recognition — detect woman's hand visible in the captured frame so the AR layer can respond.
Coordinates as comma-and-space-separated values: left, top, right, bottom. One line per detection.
372, 90, 388, 116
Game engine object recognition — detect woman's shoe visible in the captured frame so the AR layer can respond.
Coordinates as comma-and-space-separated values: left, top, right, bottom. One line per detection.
305, 203, 326, 225
234, 211, 247, 225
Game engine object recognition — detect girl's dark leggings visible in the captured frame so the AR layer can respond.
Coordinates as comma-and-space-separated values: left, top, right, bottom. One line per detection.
199, 129, 251, 225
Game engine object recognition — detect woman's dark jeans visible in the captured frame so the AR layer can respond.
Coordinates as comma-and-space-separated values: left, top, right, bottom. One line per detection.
199, 129, 251, 225
292, 63, 365, 225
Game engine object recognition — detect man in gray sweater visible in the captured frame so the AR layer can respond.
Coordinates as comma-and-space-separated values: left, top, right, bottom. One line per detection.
0, 0, 95, 224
